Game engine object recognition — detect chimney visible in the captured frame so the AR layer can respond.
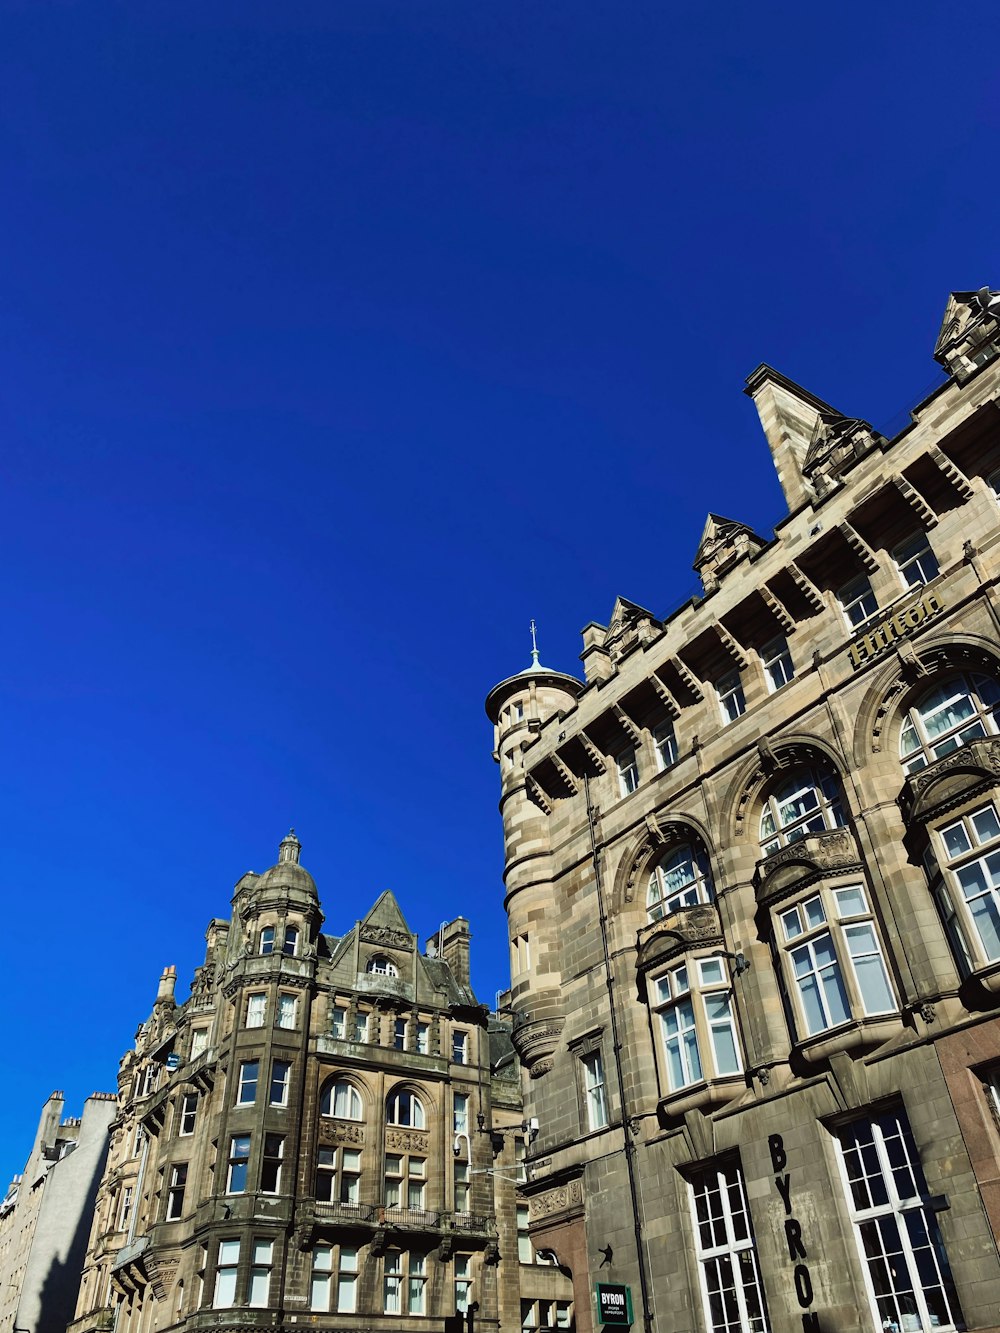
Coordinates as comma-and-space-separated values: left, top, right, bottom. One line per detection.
437, 918, 471, 986
155, 965, 177, 1005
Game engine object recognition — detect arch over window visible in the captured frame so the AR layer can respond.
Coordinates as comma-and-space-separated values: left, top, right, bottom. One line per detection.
760, 767, 845, 857
386, 1088, 425, 1128
320, 1078, 363, 1121
366, 955, 399, 977
900, 672, 1000, 774
646, 840, 714, 922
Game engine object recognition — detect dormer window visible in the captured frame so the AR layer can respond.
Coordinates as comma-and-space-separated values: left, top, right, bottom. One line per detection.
367, 956, 399, 978
717, 670, 746, 725
893, 532, 939, 590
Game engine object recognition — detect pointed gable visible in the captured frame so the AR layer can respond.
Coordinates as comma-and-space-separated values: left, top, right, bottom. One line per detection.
359, 890, 415, 948
693, 514, 766, 594
602, 596, 662, 663
934, 288, 1000, 382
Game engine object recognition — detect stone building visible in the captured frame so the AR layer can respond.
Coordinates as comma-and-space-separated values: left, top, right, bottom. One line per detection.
0, 1089, 116, 1333
485, 287, 1000, 1333
68, 832, 573, 1332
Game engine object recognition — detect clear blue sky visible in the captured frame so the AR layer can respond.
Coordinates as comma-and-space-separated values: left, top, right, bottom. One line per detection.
1, 1, 997, 1168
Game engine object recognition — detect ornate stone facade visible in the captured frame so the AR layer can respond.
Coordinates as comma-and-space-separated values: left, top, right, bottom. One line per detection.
487, 288, 1000, 1333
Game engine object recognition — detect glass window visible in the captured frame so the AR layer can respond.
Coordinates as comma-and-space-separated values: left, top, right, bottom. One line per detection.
213, 1239, 240, 1308
189, 1028, 208, 1059
935, 803, 1000, 968
178, 1092, 198, 1137
354, 1011, 370, 1042
270, 1060, 291, 1107
226, 1135, 251, 1194
246, 992, 266, 1028
387, 1089, 425, 1128
311, 1243, 333, 1311
717, 670, 746, 725
582, 1051, 608, 1131
761, 637, 794, 692
367, 955, 398, 976
900, 672, 1000, 774
277, 994, 297, 1029
452, 1031, 468, 1065
894, 532, 940, 589
415, 1021, 430, 1054
617, 749, 640, 797
394, 1018, 407, 1050
836, 1110, 962, 1332
453, 1093, 469, 1135
331, 1005, 347, 1039
455, 1254, 473, 1313
260, 1134, 284, 1193
654, 958, 741, 1092
647, 839, 714, 922
282, 925, 299, 956
839, 573, 878, 628
654, 720, 678, 770
320, 1080, 363, 1120
454, 1159, 470, 1213
236, 1060, 259, 1105
247, 1239, 272, 1308
517, 1204, 533, 1263
338, 1246, 359, 1313
760, 766, 845, 856
407, 1253, 426, 1314
689, 1160, 769, 1333
778, 887, 895, 1038
384, 1252, 402, 1314
165, 1163, 187, 1221
259, 926, 275, 955
316, 1146, 361, 1203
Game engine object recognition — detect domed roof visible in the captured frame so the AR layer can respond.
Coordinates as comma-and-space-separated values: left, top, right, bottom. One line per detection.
485, 624, 583, 723
253, 830, 319, 898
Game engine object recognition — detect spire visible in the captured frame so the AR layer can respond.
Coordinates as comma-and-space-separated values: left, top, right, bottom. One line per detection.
278, 829, 301, 865
529, 618, 541, 669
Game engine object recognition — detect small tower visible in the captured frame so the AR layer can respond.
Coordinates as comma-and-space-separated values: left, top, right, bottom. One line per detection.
485, 626, 584, 1076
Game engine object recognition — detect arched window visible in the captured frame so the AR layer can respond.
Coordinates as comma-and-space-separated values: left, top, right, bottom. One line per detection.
900, 672, 1000, 774
387, 1089, 425, 1129
760, 767, 845, 857
646, 841, 714, 922
320, 1079, 363, 1121
367, 955, 398, 977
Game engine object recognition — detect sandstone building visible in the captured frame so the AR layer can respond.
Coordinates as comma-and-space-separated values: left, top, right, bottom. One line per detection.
0, 1089, 116, 1333
486, 287, 1000, 1333
68, 832, 572, 1332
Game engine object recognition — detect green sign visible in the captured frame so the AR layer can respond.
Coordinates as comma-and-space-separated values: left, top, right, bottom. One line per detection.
596, 1283, 633, 1326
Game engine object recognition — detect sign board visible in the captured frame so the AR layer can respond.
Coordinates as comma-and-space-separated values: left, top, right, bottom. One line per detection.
165, 1054, 180, 1071
596, 1283, 633, 1326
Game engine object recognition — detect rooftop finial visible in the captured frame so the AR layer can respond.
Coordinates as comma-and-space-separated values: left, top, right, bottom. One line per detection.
529, 618, 540, 668
278, 829, 301, 864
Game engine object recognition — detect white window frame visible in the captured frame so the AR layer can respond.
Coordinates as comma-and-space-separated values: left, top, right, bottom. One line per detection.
455, 1254, 473, 1312
321, 1079, 363, 1121
654, 719, 678, 770
893, 531, 940, 590
245, 992, 266, 1029
838, 573, 879, 628
717, 669, 746, 725
647, 840, 714, 922
189, 1028, 208, 1060
617, 749, 640, 797
760, 766, 844, 857
900, 671, 1000, 775
654, 957, 742, 1093
282, 925, 299, 956
452, 1031, 468, 1065
316, 1145, 361, 1204
387, 1089, 425, 1129
367, 954, 399, 977
394, 1018, 407, 1050
213, 1238, 240, 1308
165, 1163, 187, 1221
331, 1005, 347, 1039
269, 1059, 291, 1107
582, 1050, 608, 1131
778, 886, 896, 1039
178, 1092, 197, 1137
385, 1152, 426, 1209
454, 1159, 471, 1213
236, 1060, 259, 1106
835, 1110, 962, 1332
936, 802, 1000, 969
415, 1021, 430, 1054
259, 925, 275, 955
761, 635, 794, 692
688, 1160, 769, 1333
247, 1239, 273, 1308
260, 1133, 284, 1194
226, 1134, 251, 1194
277, 993, 297, 1029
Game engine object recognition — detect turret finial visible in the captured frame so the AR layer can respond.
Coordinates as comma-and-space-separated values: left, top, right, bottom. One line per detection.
278, 829, 301, 864
529, 618, 540, 668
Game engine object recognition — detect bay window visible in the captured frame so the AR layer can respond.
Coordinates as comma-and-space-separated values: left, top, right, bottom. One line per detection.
932, 802, 1000, 971
778, 886, 895, 1038
900, 672, 1000, 774
654, 957, 741, 1093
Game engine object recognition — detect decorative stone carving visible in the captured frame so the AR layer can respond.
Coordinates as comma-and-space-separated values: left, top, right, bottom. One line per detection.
754, 828, 862, 905
318, 1119, 364, 1146
385, 1129, 428, 1153
512, 1017, 564, 1078
360, 925, 412, 949
529, 1180, 583, 1220
636, 904, 723, 974
899, 736, 1000, 824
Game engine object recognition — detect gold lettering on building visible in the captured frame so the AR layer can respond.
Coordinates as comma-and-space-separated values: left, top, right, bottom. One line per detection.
847, 590, 943, 669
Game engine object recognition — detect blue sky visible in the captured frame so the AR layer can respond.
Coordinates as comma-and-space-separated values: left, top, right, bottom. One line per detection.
0, 1, 997, 1167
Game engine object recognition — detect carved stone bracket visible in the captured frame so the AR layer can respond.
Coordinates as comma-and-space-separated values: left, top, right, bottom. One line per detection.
899, 736, 1000, 825
529, 1179, 583, 1221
